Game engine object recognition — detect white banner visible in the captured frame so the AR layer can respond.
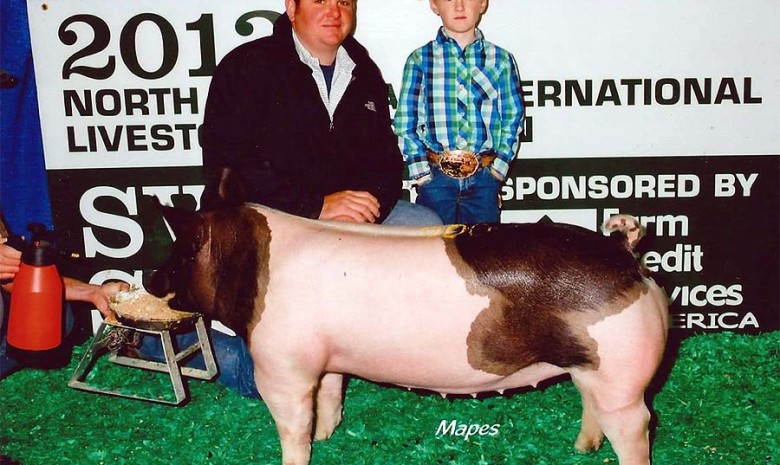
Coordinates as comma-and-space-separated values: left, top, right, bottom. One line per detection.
29, 0, 780, 170
26, 1, 780, 333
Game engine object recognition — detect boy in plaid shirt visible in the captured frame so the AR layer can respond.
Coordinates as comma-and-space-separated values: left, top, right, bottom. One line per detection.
394, 0, 524, 224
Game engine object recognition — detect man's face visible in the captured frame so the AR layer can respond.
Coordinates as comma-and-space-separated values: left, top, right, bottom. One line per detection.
286, 0, 356, 60
429, 0, 487, 37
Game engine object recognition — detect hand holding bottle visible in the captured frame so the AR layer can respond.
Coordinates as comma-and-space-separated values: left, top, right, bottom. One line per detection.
0, 238, 22, 282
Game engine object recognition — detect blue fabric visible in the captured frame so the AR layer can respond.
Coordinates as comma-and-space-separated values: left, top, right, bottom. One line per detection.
319, 63, 335, 95
0, 292, 21, 378
416, 167, 501, 224
381, 199, 442, 226
0, 0, 52, 235
138, 328, 260, 398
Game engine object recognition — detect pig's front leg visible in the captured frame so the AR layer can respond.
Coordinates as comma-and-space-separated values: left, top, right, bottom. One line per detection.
314, 373, 344, 441
254, 361, 320, 465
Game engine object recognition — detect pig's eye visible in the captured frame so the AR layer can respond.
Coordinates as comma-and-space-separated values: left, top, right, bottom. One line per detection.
168, 295, 184, 310
171, 244, 198, 268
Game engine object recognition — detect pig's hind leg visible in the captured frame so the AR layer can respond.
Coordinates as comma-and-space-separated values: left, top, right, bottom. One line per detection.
568, 288, 667, 465
314, 373, 344, 440
571, 372, 652, 465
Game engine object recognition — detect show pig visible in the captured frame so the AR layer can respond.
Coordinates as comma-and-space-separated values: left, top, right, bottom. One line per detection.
147, 171, 669, 465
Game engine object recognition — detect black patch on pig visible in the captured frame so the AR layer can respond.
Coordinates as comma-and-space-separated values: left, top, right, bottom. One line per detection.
203, 206, 271, 341
150, 205, 270, 342
445, 222, 647, 375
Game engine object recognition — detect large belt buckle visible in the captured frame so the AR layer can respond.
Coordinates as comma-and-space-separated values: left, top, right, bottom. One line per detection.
439, 150, 479, 179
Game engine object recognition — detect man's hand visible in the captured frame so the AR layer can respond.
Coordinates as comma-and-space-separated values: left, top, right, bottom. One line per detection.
64, 278, 130, 319
320, 190, 381, 223
0, 238, 22, 281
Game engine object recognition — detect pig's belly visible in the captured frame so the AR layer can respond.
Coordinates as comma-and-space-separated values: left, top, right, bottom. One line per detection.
320, 298, 568, 394
326, 343, 568, 394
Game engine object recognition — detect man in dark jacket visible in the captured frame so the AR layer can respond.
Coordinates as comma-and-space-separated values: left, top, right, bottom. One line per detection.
201, 0, 440, 225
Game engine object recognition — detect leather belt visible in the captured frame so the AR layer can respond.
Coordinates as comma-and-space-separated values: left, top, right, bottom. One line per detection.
426, 150, 496, 179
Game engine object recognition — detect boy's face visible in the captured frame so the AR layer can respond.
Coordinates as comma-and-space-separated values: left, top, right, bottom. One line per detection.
429, 0, 488, 36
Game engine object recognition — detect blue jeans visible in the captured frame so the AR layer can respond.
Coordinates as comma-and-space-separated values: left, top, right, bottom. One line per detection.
0, 292, 22, 379
416, 167, 501, 224
382, 199, 442, 226
138, 327, 260, 398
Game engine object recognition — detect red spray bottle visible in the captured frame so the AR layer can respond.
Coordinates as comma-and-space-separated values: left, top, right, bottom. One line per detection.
6, 224, 66, 367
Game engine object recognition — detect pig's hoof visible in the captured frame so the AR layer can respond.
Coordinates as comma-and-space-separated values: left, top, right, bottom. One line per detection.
313, 412, 343, 441
313, 428, 338, 441
574, 433, 604, 453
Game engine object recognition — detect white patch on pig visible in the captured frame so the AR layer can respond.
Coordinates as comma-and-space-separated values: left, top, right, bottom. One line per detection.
246, 205, 557, 394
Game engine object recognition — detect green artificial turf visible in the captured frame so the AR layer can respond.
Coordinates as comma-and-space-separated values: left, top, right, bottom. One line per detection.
1, 331, 778, 465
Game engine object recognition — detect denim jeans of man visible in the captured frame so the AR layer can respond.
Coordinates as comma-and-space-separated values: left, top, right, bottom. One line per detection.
382, 199, 442, 226
138, 327, 260, 398
416, 167, 501, 225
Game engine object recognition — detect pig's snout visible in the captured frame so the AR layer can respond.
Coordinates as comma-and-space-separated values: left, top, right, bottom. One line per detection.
142, 268, 171, 298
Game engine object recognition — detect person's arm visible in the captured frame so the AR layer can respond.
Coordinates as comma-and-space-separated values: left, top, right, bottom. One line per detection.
394, 53, 432, 184
489, 52, 525, 181
0, 213, 19, 285
2, 239, 127, 317
63, 278, 128, 318
0, 238, 21, 284
320, 191, 381, 223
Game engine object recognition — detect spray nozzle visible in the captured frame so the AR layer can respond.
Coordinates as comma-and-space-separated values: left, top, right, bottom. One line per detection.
4, 224, 80, 264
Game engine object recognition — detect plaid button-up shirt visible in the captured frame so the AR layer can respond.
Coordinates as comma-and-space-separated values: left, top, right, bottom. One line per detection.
394, 28, 524, 180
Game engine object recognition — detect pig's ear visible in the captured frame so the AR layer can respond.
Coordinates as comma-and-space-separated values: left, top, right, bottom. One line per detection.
217, 167, 247, 207
155, 199, 205, 246
201, 167, 246, 211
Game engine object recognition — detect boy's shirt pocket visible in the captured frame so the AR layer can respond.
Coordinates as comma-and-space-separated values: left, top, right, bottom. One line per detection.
471, 67, 500, 102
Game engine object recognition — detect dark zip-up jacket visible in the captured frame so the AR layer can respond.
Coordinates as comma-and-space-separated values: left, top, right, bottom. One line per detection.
201, 15, 403, 221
